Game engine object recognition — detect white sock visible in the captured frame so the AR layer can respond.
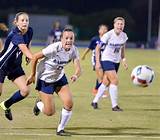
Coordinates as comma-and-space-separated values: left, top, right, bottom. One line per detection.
109, 84, 118, 108
93, 83, 108, 103
57, 108, 72, 132
37, 101, 44, 112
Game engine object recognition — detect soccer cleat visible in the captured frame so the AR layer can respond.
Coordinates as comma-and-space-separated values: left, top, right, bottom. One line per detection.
112, 105, 123, 111
33, 99, 41, 116
0, 101, 13, 121
91, 102, 98, 109
56, 130, 65, 136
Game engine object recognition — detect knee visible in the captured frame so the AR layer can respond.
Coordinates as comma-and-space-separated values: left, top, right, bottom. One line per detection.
64, 100, 73, 110
20, 86, 30, 97
44, 109, 55, 116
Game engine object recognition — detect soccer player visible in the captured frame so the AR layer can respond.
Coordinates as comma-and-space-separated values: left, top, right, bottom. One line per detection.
0, 23, 8, 51
27, 28, 81, 136
46, 21, 62, 45
91, 17, 128, 111
0, 12, 33, 120
81, 24, 108, 97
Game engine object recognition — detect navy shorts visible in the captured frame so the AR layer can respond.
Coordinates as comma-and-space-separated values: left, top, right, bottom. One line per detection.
101, 61, 120, 73
0, 66, 25, 83
36, 74, 68, 94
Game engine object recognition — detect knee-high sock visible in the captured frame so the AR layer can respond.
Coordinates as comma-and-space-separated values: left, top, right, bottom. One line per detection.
37, 101, 44, 112
109, 84, 118, 108
57, 108, 72, 132
93, 83, 108, 103
4, 90, 25, 108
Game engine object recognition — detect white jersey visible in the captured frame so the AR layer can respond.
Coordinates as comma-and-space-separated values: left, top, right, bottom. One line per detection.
101, 29, 128, 63
37, 42, 79, 83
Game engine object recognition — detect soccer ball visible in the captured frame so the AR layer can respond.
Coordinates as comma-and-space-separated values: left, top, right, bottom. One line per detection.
131, 65, 155, 87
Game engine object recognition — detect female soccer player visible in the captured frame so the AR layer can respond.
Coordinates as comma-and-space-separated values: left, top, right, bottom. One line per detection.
0, 12, 33, 120
0, 23, 8, 51
81, 24, 108, 96
27, 28, 81, 136
91, 17, 128, 111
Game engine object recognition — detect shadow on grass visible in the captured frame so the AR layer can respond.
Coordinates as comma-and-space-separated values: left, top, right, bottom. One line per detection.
1, 126, 159, 137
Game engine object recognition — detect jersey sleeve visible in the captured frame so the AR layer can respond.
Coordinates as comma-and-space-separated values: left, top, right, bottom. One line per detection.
72, 46, 80, 60
12, 34, 25, 46
124, 33, 128, 43
100, 32, 110, 44
87, 37, 96, 50
42, 44, 57, 57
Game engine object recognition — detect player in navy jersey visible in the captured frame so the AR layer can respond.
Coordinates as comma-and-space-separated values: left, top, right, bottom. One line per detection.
27, 28, 81, 136
91, 17, 128, 111
0, 12, 33, 120
81, 24, 108, 96
46, 21, 62, 45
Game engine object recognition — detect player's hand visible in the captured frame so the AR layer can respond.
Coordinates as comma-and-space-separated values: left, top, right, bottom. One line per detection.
122, 59, 128, 70
26, 75, 35, 85
70, 75, 78, 83
95, 62, 101, 70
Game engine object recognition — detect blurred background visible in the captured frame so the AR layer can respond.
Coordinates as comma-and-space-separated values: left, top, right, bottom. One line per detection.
0, 0, 160, 49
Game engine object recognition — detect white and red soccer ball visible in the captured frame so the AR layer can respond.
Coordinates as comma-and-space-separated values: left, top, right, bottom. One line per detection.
131, 65, 155, 87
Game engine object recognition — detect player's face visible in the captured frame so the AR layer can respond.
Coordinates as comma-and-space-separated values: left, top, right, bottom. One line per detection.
61, 31, 75, 51
15, 14, 29, 34
99, 26, 108, 37
114, 20, 125, 34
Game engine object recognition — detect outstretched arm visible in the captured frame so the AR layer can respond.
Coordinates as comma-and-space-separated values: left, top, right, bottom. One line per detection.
81, 48, 90, 60
121, 44, 128, 70
70, 58, 82, 82
27, 51, 44, 85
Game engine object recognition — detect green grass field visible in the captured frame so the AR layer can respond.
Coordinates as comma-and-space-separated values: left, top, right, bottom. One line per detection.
0, 47, 160, 140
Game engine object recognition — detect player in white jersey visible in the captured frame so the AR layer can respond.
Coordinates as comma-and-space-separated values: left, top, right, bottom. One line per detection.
91, 17, 128, 111
27, 28, 81, 136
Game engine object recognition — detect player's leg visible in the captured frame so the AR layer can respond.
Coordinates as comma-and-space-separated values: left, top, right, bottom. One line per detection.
57, 85, 73, 135
107, 70, 122, 111
91, 72, 109, 109
0, 75, 30, 120
33, 79, 55, 116
36, 91, 55, 116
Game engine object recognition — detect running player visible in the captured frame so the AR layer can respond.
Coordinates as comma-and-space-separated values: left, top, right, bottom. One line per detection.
27, 28, 81, 136
81, 24, 108, 96
0, 12, 33, 120
91, 17, 128, 111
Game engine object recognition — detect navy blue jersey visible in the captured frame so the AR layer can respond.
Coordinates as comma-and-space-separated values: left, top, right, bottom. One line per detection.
88, 36, 100, 50
0, 27, 33, 70
49, 28, 62, 42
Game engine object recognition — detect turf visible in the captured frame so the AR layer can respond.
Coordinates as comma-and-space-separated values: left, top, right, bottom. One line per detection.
0, 47, 160, 140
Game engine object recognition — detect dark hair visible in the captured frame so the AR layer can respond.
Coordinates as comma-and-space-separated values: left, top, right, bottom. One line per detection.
63, 27, 73, 32
61, 27, 74, 38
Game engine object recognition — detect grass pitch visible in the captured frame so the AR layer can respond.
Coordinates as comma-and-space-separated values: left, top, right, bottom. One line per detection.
0, 47, 160, 140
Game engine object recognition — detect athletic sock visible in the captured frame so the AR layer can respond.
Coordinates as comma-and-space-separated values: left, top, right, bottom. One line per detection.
109, 84, 118, 108
4, 90, 25, 108
93, 83, 108, 103
37, 101, 44, 112
57, 108, 72, 132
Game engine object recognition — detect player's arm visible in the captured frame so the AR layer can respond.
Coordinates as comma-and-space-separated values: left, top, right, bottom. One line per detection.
27, 51, 44, 85
25, 42, 32, 65
70, 58, 82, 82
95, 43, 101, 70
18, 44, 33, 60
81, 48, 90, 60
121, 43, 128, 70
